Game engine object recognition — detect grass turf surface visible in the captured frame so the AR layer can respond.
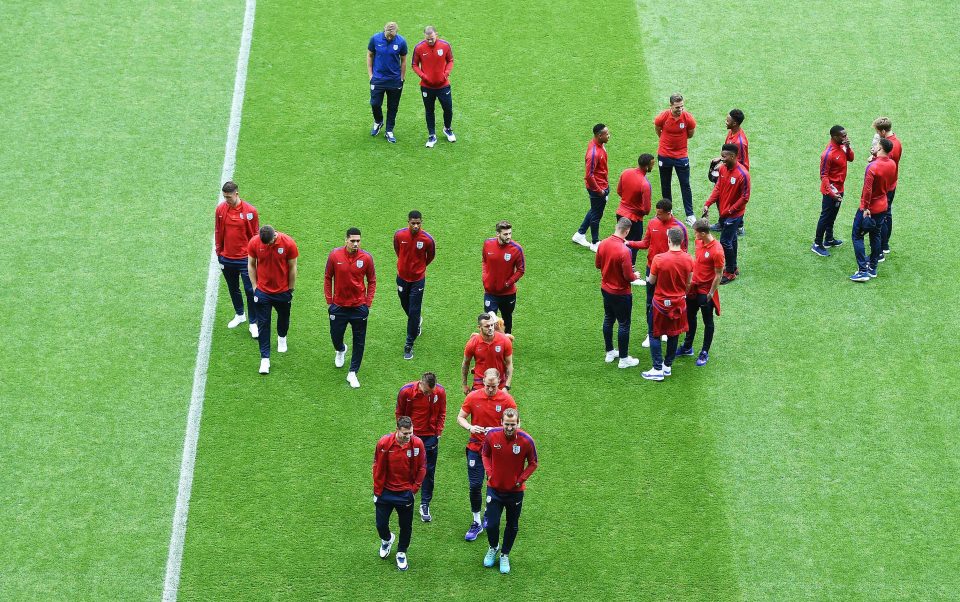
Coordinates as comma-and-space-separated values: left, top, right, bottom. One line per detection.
4, 0, 960, 599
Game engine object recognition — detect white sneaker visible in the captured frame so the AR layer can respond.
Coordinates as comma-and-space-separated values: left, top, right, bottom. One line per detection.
642, 368, 664, 381
631, 278, 646, 286
228, 314, 246, 329
277, 336, 287, 353
443, 127, 457, 142
661, 335, 668, 342
663, 365, 672, 376
396, 552, 408, 571
335, 345, 347, 368
249, 323, 259, 338
641, 335, 651, 348
379, 532, 395, 559
589, 242, 599, 253
347, 372, 361, 388
685, 215, 696, 226
605, 349, 619, 363
572, 232, 590, 248
618, 356, 640, 369
258, 358, 270, 374
425, 135, 437, 148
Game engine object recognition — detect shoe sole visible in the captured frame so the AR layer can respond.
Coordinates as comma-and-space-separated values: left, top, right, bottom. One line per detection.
642, 375, 664, 381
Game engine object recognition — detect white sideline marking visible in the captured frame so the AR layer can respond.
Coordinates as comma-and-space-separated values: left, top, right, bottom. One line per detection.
162, 0, 256, 599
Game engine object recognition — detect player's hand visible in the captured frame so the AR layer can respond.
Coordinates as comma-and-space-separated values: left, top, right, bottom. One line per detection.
470, 425, 485, 435
633, 271, 642, 281
462, 383, 470, 395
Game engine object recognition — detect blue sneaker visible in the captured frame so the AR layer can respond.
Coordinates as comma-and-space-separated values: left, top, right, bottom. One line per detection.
465, 521, 483, 541
370, 122, 383, 137
696, 350, 709, 366
867, 266, 878, 278
483, 546, 499, 567
675, 346, 695, 357
403, 345, 414, 360
811, 244, 830, 257
499, 554, 511, 574
709, 222, 722, 232
824, 238, 844, 247
418, 504, 431, 523
385, 131, 397, 144
850, 271, 871, 282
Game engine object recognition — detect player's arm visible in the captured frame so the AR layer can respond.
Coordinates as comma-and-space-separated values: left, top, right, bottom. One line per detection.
503, 353, 514, 389
435, 389, 447, 436
393, 231, 401, 257
425, 238, 436, 266
372, 440, 385, 497
481, 436, 494, 477
248, 253, 258, 288
517, 439, 538, 485
505, 250, 525, 287
461, 353, 472, 395
324, 253, 335, 305
708, 266, 723, 297
458, 408, 484, 434
400, 52, 407, 82
620, 252, 636, 283
703, 180, 721, 216
585, 148, 600, 191
685, 271, 693, 294
412, 440, 427, 492
443, 44, 454, 77
647, 263, 658, 286
686, 115, 696, 139
364, 259, 376, 307
395, 388, 406, 421
860, 166, 874, 214
366, 51, 374, 80
287, 257, 297, 291
626, 223, 651, 250
655, 125, 663, 138
214, 208, 224, 256
410, 45, 425, 80
250, 208, 259, 234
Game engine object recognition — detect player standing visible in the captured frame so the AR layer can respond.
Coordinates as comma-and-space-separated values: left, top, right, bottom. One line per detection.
462, 313, 514, 393
725, 109, 750, 171
325, 227, 377, 388
642, 227, 694, 381
367, 22, 407, 144
457, 369, 517, 542
654, 94, 697, 225
482, 220, 525, 334
850, 138, 897, 282
215, 181, 259, 335
481, 408, 538, 575
871, 117, 902, 259
395, 372, 446, 522
373, 416, 426, 571
702, 143, 750, 284
247, 225, 298, 375
411, 26, 456, 148
676, 219, 724, 366
394, 210, 435, 360
614, 153, 655, 271
812, 125, 854, 257
572, 124, 610, 252
596, 218, 644, 368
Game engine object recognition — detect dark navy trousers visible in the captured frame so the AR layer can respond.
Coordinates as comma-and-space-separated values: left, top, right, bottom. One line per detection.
254, 289, 292, 359
578, 188, 608, 244
601, 289, 633, 358
370, 83, 403, 131
419, 435, 439, 507
329, 304, 369, 372
421, 85, 453, 135
483, 293, 516, 334
815, 193, 843, 245
658, 155, 693, 217
852, 209, 887, 270
466, 449, 484, 513
375, 489, 414, 553
485, 487, 524, 554
397, 276, 424, 347
218, 256, 255, 318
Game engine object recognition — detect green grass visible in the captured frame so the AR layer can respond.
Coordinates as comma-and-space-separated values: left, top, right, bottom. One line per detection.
3, 0, 960, 599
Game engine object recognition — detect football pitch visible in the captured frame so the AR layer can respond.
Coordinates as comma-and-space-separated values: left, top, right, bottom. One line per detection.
3, 0, 960, 599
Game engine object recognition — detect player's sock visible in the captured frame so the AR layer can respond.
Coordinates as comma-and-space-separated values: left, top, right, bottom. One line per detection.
473, 511, 481, 523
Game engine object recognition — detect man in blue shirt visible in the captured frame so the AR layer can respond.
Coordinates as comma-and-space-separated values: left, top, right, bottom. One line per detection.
367, 22, 408, 144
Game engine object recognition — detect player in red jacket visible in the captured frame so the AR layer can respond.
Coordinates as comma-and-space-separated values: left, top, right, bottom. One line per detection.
462, 312, 514, 393
394, 210, 435, 360
850, 138, 897, 282
676, 219, 724, 367
480, 408, 538, 574
615, 153, 655, 269
325, 227, 376, 388
395, 372, 446, 522
373, 416, 426, 571
247, 225, 298, 375
812, 125, 855, 256
703, 143, 750, 284
642, 227, 694, 381
457, 369, 517, 542
411, 26, 456, 147
871, 117, 902, 257
482, 221, 524, 334
572, 124, 611, 250
215, 181, 259, 335
596, 218, 644, 368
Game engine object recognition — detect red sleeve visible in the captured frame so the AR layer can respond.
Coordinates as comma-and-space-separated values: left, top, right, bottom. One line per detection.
687, 113, 697, 132
434, 387, 447, 436
286, 238, 299, 260
393, 231, 401, 257
653, 111, 666, 127
364, 256, 376, 307
247, 237, 257, 258
411, 43, 425, 80
481, 434, 494, 477
650, 255, 661, 277
426, 237, 436, 266
372, 436, 388, 496
595, 246, 603, 269
324, 252, 335, 305
620, 249, 635, 282
820, 148, 832, 195
463, 335, 476, 361
250, 207, 260, 239
860, 165, 874, 210
728, 170, 751, 215
845, 145, 855, 162
395, 387, 408, 422
214, 206, 224, 255
640, 179, 651, 216
412, 439, 427, 492
517, 434, 538, 483
503, 335, 514, 357
616, 172, 624, 199
443, 43, 454, 77
626, 223, 652, 249
504, 248, 525, 287
585, 145, 600, 191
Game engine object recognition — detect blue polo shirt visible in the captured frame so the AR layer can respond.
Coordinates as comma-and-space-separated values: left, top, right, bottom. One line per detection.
368, 32, 407, 87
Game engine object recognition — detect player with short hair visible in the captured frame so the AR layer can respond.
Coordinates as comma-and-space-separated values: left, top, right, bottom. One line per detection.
394, 210, 435, 360
411, 26, 456, 147
367, 22, 408, 143
654, 93, 697, 224
871, 117, 902, 258
676, 219, 723, 366
615, 153, 655, 271
482, 221, 524, 334
572, 124, 611, 251
596, 218, 644, 368
481, 407, 538, 575
457, 369, 517, 542
215, 180, 259, 335
850, 138, 897, 282
462, 312, 514, 394
373, 415, 426, 571
812, 125, 855, 257
702, 143, 750, 284
247, 225, 298, 375
642, 226, 694, 381
725, 109, 749, 171
395, 372, 447, 522
325, 227, 376, 388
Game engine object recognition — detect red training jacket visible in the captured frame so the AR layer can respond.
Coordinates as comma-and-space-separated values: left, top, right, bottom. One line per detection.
215, 199, 259, 260
482, 238, 525, 295
324, 247, 376, 307
860, 155, 897, 213
616, 168, 651, 223
705, 161, 751, 218
394, 227, 435, 282
247, 232, 298, 294
584, 139, 609, 192
372, 432, 426, 496
820, 140, 855, 196
395, 381, 447, 438
482, 428, 538, 493
626, 216, 688, 268
411, 39, 454, 89
596, 234, 636, 295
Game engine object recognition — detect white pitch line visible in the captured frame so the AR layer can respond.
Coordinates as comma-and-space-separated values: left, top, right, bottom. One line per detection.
162, 0, 256, 599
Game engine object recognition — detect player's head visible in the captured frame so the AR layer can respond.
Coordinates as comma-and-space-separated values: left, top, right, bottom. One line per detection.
495, 220, 512, 244
482, 368, 500, 395
638, 153, 655, 171
423, 25, 437, 45
478, 312, 497, 338
407, 210, 423, 234
877, 137, 893, 155
259, 225, 276, 244
655, 199, 672, 221
502, 407, 520, 437
615, 217, 632, 236
669, 93, 684, 114
345, 227, 362, 252
383, 21, 398, 41
419, 371, 437, 393
396, 415, 413, 443
693, 218, 712, 240
721, 143, 739, 167
829, 125, 846, 143
593, 123, 610, 144
727, 109, 744, 129
873, 116, 892, 135
666, 226, 684, 249
221, 181, 239, 204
